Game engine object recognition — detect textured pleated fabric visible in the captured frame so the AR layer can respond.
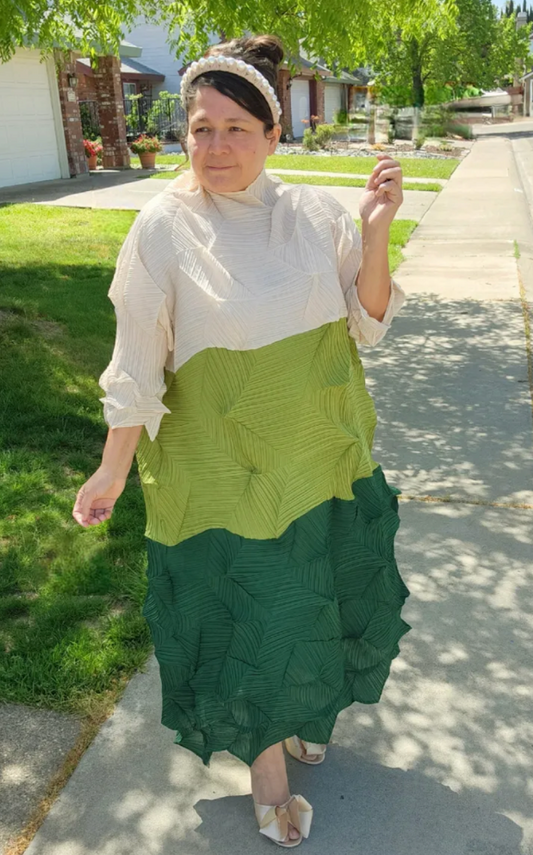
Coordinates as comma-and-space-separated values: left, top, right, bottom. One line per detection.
136, 319, 379, 547
98, 169, 410, 767
143, 466, 410, 767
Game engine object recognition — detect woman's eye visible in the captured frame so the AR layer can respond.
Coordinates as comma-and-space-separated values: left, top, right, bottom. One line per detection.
194, 127, 210, 133
230, 127, 244, 132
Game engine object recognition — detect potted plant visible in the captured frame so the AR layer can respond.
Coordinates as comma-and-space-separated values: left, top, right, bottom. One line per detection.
130, 134, 163, 169
83, 138, 103, 170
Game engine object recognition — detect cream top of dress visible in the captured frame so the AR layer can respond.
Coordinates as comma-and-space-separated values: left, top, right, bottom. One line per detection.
99, 168, 405, 441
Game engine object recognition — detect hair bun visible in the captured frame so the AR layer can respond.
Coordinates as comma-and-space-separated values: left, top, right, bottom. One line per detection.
243, 35, 284, 69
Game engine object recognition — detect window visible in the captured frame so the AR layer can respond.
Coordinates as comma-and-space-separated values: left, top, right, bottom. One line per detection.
123, 82, 137, 98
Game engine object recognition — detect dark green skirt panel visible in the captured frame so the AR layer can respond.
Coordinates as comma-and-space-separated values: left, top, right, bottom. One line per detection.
142, 465, 410, 767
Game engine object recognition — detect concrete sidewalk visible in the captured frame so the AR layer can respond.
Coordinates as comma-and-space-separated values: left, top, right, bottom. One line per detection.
8, 132, 533, 855
0, 168, 438, 222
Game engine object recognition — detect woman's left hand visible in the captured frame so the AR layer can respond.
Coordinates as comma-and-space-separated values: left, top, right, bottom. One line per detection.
359, 154, 404, 231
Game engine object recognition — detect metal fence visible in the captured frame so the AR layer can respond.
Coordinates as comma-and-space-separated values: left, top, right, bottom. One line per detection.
123, 95, 187, 142
79, 100, 100, 140
79, 96, 187, 143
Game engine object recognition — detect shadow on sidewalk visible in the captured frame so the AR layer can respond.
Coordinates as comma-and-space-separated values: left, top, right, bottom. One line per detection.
361, 294, 533, 504
194, 749, 523, 854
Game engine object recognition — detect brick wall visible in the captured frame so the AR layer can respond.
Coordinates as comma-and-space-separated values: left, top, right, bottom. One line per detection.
316, 79, 325, 124
277, 69, 293, 139
55, 51, 88, 177
92, 56, 130, 168
77, 72, 97, 101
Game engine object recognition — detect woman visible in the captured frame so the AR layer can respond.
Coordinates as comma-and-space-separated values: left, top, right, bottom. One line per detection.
73, 34, 410, 849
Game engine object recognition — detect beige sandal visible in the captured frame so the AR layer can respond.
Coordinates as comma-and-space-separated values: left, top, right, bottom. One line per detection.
254, 793, 313, 848
284, 736, 327, 765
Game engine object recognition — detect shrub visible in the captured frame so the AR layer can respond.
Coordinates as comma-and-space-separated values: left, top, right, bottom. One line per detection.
303, 127, 319, 151
421, 104, 450, 139
314, 124, 335, 148
448, 123, 473, 140
129, 134, 163, 154
414, 135, 426, 150
334, 109, 349, 125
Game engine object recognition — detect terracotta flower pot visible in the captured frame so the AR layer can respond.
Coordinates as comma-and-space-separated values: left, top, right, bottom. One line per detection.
87, 155, 98, 170
139, 151, 157, 169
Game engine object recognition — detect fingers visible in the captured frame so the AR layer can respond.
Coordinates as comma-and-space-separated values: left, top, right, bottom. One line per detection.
371, 164, 402, 188
72, 487, 92, 527
72, 488, 114, 528
375, 179, 401, 198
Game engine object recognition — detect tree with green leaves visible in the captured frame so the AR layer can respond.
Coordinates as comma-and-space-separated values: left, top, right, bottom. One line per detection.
0, 0, 406, 67
2, 0, 531, 108
359, 0, 532, 108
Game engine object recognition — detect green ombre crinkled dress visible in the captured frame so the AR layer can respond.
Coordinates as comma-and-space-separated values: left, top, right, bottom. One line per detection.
99, 169, 411, 767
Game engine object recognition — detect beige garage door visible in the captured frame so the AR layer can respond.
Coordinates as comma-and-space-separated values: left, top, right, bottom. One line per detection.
0, 49, 62, 189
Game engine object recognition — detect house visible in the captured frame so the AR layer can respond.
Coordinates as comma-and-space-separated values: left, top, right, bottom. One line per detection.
0, 43, 145, 189
0, 38, 172, 190
0, 26, 366, 191
76, 53, 165, 101
125, 19, 356, 138
0, 48, 70, 189
75, 43, 170, 143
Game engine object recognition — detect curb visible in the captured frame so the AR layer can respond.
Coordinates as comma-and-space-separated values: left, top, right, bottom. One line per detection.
510, 137, 533, 305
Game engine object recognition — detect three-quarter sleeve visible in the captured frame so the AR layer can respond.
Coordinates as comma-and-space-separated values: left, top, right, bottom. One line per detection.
98, 215, 174, 441
333, 209, 406, 347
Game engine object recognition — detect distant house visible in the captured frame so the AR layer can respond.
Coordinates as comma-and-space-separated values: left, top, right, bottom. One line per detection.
124, 19, 361, 138
76, 53, 165, 101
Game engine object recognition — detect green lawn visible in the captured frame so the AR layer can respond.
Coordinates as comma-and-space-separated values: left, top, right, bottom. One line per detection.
0, 205, 151, 716
150, 169, 441, 193
0, 204, 415, 715
132, 151, 459, 180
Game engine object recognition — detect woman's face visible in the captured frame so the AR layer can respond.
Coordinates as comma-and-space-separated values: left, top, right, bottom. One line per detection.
187, 85, 281, 194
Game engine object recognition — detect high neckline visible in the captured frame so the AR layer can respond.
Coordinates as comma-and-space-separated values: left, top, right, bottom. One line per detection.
203, 169, 279, 208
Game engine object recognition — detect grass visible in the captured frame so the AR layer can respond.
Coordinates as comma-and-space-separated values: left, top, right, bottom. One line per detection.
363, 219, 418, 272
149, 169, 441, 193
272, 173, 442, 193
0, 203, 415, 714
0, 204, 152, 717
132, 151, 459, 179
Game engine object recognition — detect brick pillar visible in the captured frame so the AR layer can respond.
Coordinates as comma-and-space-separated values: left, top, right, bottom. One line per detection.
316, 79, 325, 124
347, 85, 355, 113
92, 56, 130, 168
277, 69, 293, 139
55, 51, 87, 177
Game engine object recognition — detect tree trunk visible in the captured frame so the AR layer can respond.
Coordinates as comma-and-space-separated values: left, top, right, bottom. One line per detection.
412, 65, 425, 108
409, 38, 425, 109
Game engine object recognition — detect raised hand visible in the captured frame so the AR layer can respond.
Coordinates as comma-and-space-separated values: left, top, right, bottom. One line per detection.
359, 153, 404, 232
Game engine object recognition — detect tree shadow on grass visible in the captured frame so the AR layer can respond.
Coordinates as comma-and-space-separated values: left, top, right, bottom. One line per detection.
0, 265, 152, 712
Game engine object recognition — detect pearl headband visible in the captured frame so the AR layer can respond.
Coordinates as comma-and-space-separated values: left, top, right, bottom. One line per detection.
181, 55, 282, 124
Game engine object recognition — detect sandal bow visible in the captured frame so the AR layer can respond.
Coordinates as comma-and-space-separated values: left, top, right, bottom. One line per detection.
255, 794, 313, 846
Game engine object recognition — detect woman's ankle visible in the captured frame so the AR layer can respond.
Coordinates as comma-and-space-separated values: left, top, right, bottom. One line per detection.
251, 743, 290, 805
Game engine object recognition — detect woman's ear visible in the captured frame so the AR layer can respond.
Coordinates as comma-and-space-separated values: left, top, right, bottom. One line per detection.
268, 123, 282, 154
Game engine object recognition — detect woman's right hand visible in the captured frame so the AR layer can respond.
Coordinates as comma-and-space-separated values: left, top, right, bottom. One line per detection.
72, 467, 127, 528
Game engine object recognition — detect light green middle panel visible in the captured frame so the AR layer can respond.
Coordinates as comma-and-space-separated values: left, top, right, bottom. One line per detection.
136, 319, 378, 546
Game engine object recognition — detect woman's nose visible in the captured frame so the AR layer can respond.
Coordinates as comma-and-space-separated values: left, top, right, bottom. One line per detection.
208, 131, 230, 154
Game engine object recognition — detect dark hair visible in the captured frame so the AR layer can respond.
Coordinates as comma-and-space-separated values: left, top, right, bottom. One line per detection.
182, 35, 284, 133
